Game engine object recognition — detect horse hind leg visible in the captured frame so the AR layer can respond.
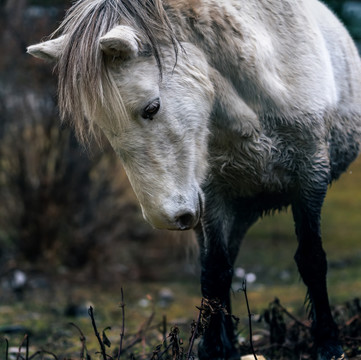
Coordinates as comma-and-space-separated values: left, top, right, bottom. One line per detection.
292, 185, 345, 360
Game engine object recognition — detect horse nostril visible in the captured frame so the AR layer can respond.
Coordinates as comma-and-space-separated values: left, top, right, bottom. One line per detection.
175, 212, 195, 230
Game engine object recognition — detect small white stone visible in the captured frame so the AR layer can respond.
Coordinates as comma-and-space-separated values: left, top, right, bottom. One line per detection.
235, 267, 246, 278
13, 270, 27, 288
138, 298, 150, 308
245, 272, 257, 283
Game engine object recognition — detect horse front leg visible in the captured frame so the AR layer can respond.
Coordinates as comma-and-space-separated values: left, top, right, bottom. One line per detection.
292, 186, 345, 360
196, 196, 259, 360
196, 207, 239, 360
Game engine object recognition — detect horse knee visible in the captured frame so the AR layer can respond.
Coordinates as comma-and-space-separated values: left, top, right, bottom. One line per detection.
201, 263, 233, 303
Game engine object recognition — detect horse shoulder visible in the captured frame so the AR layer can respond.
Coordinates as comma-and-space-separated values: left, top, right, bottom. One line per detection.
209, 67, 260, 138
207, 73, 277, 195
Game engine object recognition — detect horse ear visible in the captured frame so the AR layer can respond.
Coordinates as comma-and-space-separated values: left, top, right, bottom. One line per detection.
99, 25, 140, 59
27, 35, 66, 62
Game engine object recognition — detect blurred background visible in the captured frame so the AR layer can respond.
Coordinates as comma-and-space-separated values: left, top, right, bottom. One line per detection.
0, 0, 360, 357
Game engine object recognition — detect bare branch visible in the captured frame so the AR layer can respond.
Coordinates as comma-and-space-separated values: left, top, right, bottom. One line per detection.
69, 322, 88, 359
118, 287, 125, 360
186, 298, 204, 360
88, 306, 108, 360
241, 280, 258, 360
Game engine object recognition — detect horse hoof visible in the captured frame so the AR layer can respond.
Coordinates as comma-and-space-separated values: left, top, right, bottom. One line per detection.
317, 341, 347, 360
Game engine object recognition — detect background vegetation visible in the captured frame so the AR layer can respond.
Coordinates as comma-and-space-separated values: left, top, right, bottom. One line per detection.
0, 0, 360, 358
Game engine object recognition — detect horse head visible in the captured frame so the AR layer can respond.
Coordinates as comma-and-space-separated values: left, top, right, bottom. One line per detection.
28, 25, 215, 230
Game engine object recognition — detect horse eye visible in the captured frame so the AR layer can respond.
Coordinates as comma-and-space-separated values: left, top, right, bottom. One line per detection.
141, 98, 160, 120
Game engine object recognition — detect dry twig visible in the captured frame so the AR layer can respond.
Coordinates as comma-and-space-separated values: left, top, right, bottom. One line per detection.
118, 287, 125, 360
241, 280, 258, 360
186, 298, 204, 360
16, 334, 28, 360
89, 306, 108, 360
69, 322, 88, 359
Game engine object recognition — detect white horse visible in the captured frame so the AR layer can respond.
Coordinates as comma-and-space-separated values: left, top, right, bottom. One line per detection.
28, 0, 361, 359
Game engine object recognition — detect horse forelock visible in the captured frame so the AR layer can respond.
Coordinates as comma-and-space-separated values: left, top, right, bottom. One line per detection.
53, 0, 178, 144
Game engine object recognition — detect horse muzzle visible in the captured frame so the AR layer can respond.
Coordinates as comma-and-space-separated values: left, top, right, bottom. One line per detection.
172, 209, 200, 231
141, 191, 204, 231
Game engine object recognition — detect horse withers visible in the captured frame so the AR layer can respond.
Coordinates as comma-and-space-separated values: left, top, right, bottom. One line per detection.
28, 0, 361, 359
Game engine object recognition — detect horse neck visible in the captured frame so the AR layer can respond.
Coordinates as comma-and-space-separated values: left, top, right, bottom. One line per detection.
165, 0, 340, 120
166, 0, 241, 70
165, 0, 277, 116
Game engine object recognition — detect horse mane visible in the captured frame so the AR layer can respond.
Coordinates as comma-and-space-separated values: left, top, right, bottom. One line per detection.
53, 0, 178, 144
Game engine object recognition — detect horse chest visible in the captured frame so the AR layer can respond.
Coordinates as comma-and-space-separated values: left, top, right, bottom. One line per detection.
208, 132, 295, 197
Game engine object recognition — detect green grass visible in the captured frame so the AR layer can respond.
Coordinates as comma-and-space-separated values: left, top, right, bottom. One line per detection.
0, 281, 203, 358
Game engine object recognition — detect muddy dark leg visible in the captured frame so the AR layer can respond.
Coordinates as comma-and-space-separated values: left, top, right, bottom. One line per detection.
196, 196, 260, 360
292, 190, 345, 360
196, 219, 239, 360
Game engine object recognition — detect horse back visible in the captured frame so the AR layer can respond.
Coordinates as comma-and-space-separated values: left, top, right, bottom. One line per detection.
310, 0, 361, 109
